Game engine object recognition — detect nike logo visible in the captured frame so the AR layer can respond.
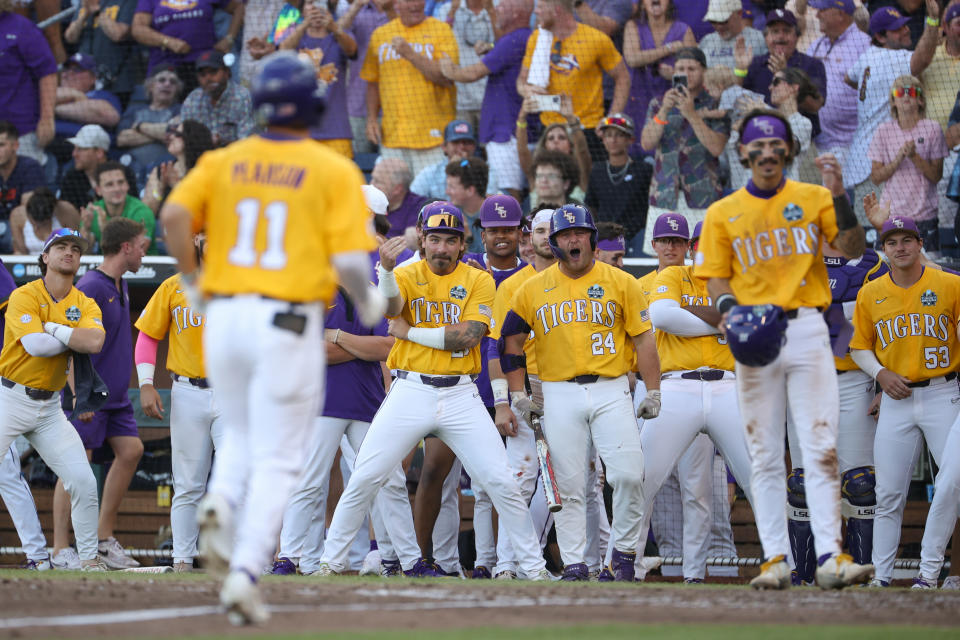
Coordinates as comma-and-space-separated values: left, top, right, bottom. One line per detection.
416, 281, 428, 286
108, 297, 115, 303
175, 289, 183, 294
682, 278, 692, 284
875, 297, 887, 304
544, 286, 557, 293
728, 215, 742, 223
40, 304, 47, 308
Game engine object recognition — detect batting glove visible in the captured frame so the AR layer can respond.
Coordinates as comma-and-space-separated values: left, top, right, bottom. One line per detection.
636, 389, 661, 420
510, 390, 542, 425
357, 285, 388, 328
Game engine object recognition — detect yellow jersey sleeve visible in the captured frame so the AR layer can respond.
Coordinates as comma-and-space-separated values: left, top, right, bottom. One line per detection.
491, 265, 540, 375
166, 136, 374, 303
135, 274, 207, 379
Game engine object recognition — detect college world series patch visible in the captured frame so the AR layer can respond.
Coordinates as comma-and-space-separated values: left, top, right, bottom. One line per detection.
587, 285, 604, 299
65, 306, 81, 322
782, 203, 803, 222
449, 286, 467, 300
921, 290, 937, 306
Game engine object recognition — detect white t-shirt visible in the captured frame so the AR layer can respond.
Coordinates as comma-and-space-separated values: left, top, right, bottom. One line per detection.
699, 27, 767, 70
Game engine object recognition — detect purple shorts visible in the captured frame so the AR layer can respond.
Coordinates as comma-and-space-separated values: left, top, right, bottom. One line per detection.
71, 402, 139, 451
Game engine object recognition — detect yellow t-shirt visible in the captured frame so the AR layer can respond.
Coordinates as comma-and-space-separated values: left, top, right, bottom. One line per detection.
135, 273, 206, 380
361, 17, 458, 149
650, 265, 734, 372
165, 135, 375, 303
490, 264, 540, 376
922, 44, 960, 131
849, 267, 960, 382
0, 279, 103, 391
387, 260, 495, 375
694, 179, 838, 311
521, 23, 622, 128
509, 261, 650, 381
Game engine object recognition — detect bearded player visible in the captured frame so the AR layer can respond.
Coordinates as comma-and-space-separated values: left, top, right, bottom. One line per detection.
695, 109, 873, 589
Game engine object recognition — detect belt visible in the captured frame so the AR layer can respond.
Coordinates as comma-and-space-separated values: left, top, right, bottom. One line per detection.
396, 370, 477, 388
907, 371, 958, 389
172, 374, 210, 389
679, 369, 729, 381
1, 378, 55, 400
785, 307, 824, 319
566, 375, 600, 384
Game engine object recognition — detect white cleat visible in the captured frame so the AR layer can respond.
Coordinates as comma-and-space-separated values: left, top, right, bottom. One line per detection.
528, 568, 557, 581
221, 571, 270, 626
941, 576, 960, 590
495, 570, 517, 580
51, 548, 82, 570
197, 493, 234, 579
750, 555, 791, 590
815, 553, 874, 590
80, 558, 109, 572
312, 562, 339, 577
98, 537, 140, 570
359, 549, 382, 576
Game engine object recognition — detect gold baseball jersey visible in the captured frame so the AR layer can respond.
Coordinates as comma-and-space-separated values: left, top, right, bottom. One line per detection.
387, 260, 495, 375
166, 135, 376, 303
850, 267, 960, 382
0, 279, 103, 391
637, 268, 659, 303
135, 274, 206, 380
509, 261, 651, 382
694, 180, 839, 311
490, 264, 540, 376
651, 265, 735, 372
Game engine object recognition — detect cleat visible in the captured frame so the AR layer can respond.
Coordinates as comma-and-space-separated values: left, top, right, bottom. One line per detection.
472, 565, 492, 579
221, 571, 269, 626
791, 570, 814, 587
380, 559, 402, 577
604, 549, 636, 582
80, 558, 108, 572
815, 553, 874, 590
270, 558, 297, 575
197, 493, 234, 579
560, 562, 589, 582
494, 570, 517, 580
941, 576, 960, 590
865, 577, 889, 588
403, 557, 442, 578
359, 549, 381, 576
312, 562, 339, 577
529, 568, 556, 581
911, 577, 936, 590
596, 567, 614, 582
173, 561, 194, 573
684, 578, 705, 584
51, 548, 82, 571
22, 556, 51, 571
98, 537, 139, 569
750, 555, 791, 590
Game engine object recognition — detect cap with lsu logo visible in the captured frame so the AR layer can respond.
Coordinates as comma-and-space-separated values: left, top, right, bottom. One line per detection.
652, 212, 689, 240
878, 215, 920, 244
478, 194, 523, 228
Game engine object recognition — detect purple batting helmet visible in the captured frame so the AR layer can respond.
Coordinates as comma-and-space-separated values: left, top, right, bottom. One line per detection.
420, 201, 466, 236
549, 204, 597, 255
252, 51, 326, 128
724, 304, 789, 367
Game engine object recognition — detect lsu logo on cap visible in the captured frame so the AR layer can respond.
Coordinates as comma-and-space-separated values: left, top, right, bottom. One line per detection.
667, 218, 679, 231
892, 218, 904, 228
495, 203, 507, 218
921, 289, 937, 306
782, 203, 803, 222
752, 119, 775, 136
564, 210, 577, 224
587, 285, 605, 299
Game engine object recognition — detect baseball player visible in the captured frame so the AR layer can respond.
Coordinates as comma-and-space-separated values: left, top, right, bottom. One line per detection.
135, 234, 222, 574
0, 229, 105, 572
595, 223, 625, 269
501, 204, 661, 581
695, 109, 872, 589
160, 52, 382, 625
848, 216, 960, 588
314, 202, 550, 581
914, 417, 960, 589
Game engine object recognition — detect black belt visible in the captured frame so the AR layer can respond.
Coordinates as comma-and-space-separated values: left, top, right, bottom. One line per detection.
785, 307, 825, 319
173, 374, 210, 389
396, 371, 477, 388
907, 371, 958, 388
836, 370, 848, 375
567, 375, 600, 384
680, 369, 727, 381
1, 378, 55, 400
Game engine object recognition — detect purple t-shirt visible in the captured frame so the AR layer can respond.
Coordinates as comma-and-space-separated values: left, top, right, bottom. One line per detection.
1, 156, 44, 218
135, 0, 230, 72
0, 12, 58, 136
76, 269, 133, 410
346, 3, 389, 118
301, 32, 353, 141
479, 27, 530, 144
385, 190, 429, 239
671, 0, 711, 42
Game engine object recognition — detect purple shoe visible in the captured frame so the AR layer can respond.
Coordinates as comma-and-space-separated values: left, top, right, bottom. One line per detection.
472, 565, 492, 579
270, 557, 297, 575
403, 558, 442, 578
596, 567, 615, 582
380, 559, 401, 577
561, 562, 589, 582
683, 578, 704, 584
608, 549, 636, 582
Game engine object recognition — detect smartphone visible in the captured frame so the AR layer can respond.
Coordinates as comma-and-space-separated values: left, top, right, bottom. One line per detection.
672, 74, 688, 90
530, 94, 562, 113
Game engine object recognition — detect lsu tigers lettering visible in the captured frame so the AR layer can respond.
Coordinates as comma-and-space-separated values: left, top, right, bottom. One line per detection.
135, 273, 207, 380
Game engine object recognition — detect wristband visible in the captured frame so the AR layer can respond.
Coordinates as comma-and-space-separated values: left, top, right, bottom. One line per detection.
136, 363, 156, 387
833, 194, 857, 231
491, 378, 509, 405
334, 328, 342, 344
715, 293, 738, 314
46, 322, 74, 347
516, 120, 527, 129
406, 326, 446, 349
377, 264, 400, 297
652, 115, 668, 126
734, 68, 748, 78
926, 16, 940, 27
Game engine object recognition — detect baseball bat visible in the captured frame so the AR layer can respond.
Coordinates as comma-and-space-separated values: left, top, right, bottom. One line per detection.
530, 413, 562, 512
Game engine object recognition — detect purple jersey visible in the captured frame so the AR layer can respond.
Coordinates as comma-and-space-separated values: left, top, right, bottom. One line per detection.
0, 258, 16, 337
301, 32, 353, 141
76, 269, 133, 410
478, 27, 530, 144
823, 248, 887, 358
346, 2, 389, 118
0, 12, 58, 136
135, 0, 230, 72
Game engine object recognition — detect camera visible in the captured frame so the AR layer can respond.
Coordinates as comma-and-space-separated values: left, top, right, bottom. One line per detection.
672, 74, 688, 90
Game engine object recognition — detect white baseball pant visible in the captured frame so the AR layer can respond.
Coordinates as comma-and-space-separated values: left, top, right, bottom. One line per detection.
203, 296, 325, 578
473, 485, 496, 570
919, 413, 960, 580
170, 379, 224, 564
585, 449, 610, 572
541, 375, 644, 566
433, 457, 463, 575
320, 376, 546, 576
0, 444, 47, 561
705, 453, 740, 577
491, 415, 538, 575
0, 385, 98, 561
872, 376, 959, 583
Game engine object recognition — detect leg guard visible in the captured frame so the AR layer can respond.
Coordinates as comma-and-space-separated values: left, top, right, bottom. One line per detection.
842, 466, 876, 565
787, 468, 815, 585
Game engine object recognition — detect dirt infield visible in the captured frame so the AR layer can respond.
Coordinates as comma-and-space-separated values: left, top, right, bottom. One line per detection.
0, 571, 958, 639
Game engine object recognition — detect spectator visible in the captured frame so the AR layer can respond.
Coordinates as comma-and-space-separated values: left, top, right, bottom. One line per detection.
116, 65, 183, 175
594, 220, 625, 268
279, 2, 358, 159
180, 51, 255, 147
63, 0, 144, 105
517, 0, 630, 160
362, 0, 459, 176
577, 0, 633, 45
516, 95, 591, 206
867, 0, 931, 48
50, 53, 122, 168
947, 89, 960, 239
700, 0, 767, 69
369, 157, 429, 238
444, 156, 488, 252
0, 0, 57, 166
142, 119, 215, 215
767, 67, 817, 182
640, 47, 729, 255
704, 64, 765, 191
518, 214, 535, 263
806, 0, 870, 163
843, 4, 938, 223
59, 124, 113, 211
584, 113, 652, 255
132, 0, 244, 95
10, 187, 81, 255
411, 119, 499, 198
239, 0, 288, 85
435, 0, 495, 130
917, 2, 960, 131
673, 0, 713, 41
0, 120, 46, 253
80, 160, 157, 253
340, 0, 393, 156
622, 0, 695, 157
439, 0, 533, 200
530, 149, 580, 209
868, 75, 946, 254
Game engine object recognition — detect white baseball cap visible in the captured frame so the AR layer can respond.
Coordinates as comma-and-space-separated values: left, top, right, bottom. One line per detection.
532, 209, 553, 228
705, 0, 742, 22
362, 184, 388, 215
66, 124, 110, 151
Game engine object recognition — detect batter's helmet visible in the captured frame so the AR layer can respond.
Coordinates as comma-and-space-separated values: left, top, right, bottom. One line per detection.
724, 304, 788, 367
549, 204, 597, 256
252, 51, 325, 128
420, 201, 466, 236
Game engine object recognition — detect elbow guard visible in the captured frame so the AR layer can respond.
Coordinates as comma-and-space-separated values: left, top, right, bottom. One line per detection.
500, 351, 527, 373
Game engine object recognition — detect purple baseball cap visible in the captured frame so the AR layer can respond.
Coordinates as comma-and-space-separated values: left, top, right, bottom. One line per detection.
652, 213, 690, 240
65, 52, 96, 72
869, 6, 910, 35
765, 8, 797, 28
479, 194, 523, 228
809, 0, 855, 13
946, 3, 960, 25
42, 228, 88, 254
879, 216, 920, 243
420, 201, 466, 235
692, 221, 703, 240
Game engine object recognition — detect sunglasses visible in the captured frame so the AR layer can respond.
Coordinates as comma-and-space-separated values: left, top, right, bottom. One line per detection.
166, 125, 184, 137
771, 76, 787, 87
550, 40, 563, 65
424, 213, 464, 230
600, 116, 630, 128
891, 86, 922, 98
